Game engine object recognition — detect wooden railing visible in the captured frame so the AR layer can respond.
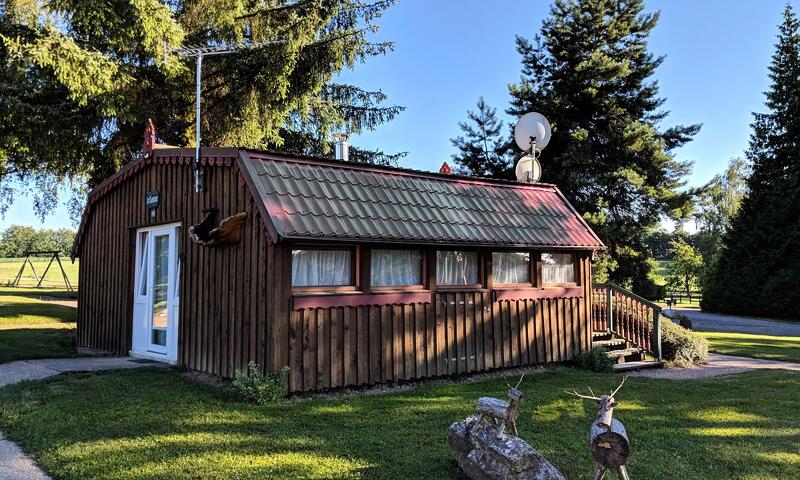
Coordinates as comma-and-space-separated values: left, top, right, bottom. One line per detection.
592, 283, 662, 361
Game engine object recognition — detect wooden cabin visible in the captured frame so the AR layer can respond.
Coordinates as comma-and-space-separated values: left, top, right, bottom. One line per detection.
72, 147, 604, 392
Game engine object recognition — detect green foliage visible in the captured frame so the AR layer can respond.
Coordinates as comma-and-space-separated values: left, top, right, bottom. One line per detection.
0, 0, 402, 219
661, 316, 708, 367
450, 97, 512, 179
0, 225, 75, 257
703, 6, 800, 320
666, 237, 703, 295
573, 347, 615, 373
644, 228, 673, 260
232, 362, 289, 405
508, 0, 698, 298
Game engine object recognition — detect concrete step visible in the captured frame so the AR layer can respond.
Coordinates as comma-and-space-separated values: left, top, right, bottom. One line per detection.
613, 360, 664, 372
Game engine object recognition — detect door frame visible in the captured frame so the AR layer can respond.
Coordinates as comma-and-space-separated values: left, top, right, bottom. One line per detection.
130, 222, 181, 364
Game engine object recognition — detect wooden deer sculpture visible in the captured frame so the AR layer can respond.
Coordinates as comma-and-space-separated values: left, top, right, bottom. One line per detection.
476, 374, 527, 436
566, 377, 631, 480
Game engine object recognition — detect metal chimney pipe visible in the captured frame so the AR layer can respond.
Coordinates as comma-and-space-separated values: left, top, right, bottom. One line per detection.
334, 133, 349, 162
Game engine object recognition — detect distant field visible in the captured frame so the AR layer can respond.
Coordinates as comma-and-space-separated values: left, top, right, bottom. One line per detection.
0, 257, 79, 289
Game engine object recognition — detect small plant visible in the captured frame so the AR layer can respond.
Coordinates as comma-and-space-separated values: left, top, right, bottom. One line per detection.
574, 347, 615, 373
661, 316, 708, 367
232, 362, 289, 405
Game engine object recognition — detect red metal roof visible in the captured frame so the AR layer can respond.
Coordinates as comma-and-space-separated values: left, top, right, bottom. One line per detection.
240, 151, 604, 249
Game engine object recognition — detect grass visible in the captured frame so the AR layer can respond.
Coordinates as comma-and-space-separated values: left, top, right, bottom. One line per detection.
699, 332, 800, 363
0, 256, 79, 289
0, 286, 79, 363
0, 367, 798, 480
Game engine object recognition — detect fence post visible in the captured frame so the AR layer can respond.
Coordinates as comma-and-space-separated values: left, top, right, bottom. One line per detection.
652, 309, 662, 361
606, 287, 614, 333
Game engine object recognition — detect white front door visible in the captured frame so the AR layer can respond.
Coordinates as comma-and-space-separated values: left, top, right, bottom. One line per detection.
131, 223, 180, 363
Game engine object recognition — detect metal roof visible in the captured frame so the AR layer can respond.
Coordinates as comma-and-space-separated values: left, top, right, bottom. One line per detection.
240, 151, 604, 249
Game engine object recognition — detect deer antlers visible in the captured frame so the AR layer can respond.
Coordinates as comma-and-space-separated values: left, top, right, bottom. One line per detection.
565, 376, 627, 402
504, 373, 526, 390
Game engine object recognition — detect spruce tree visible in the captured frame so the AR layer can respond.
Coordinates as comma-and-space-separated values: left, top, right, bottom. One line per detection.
450, 97, 511, 178
0, 0, 402, 218
702, 5, 800, 319
507, 0, 698, 297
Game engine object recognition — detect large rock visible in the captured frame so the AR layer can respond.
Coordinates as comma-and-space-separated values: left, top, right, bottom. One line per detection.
448, 416, 565, 480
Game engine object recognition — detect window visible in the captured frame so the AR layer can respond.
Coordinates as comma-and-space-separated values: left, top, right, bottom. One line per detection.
137, 231, 149, 296
541, 252, 575, 284
492, 252, 530, 285
292, 249, 353, 287
437, 251, 479, 286
371, 249, 422, 287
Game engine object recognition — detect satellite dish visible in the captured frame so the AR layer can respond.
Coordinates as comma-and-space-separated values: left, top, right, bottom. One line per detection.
514, 112, 551, 151
515, 154, 542, 183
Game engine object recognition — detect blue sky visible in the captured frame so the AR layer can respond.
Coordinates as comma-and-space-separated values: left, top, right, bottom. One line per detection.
0, 0, 784, 230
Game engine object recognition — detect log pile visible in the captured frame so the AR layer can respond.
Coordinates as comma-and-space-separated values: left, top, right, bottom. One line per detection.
448, 416, 565, 480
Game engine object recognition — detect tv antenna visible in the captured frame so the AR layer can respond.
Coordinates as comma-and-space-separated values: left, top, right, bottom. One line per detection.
513, 112, 551, 183
169, 39, 286, 192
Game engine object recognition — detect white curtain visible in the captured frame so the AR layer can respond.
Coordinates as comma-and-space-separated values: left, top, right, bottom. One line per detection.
371, 249, 422, 286
542, 253, 574, 284
292, 250, 352, 287
492, 252, 530, 284
437, 251, 478, 285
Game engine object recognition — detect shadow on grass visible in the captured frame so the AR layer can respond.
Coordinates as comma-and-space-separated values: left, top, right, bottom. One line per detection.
0, 368, 798, 479
0, 328, 78, 364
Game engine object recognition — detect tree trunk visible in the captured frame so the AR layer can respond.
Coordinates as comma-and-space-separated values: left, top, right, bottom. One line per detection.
590, 418, 630, 468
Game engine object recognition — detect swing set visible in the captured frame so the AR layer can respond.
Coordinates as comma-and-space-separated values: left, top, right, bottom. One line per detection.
10, 250, 75, 293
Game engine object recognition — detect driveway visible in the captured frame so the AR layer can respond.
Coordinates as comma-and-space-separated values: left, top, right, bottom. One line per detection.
666, 308, 800, 336
630, 353, 800, 380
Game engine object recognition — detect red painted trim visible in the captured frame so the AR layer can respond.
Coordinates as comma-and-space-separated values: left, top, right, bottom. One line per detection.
493, 286, 584, 301
293, 291, 431, 309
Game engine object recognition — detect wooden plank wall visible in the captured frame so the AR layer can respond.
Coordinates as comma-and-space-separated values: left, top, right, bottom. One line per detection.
76, 160, 274, 378
286, 253, 593, 392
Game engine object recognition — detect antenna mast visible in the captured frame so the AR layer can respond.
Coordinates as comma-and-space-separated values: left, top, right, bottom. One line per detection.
171, 40, 286, 193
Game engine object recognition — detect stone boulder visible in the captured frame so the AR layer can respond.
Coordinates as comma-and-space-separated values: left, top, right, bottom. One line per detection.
448, 416, 565, 480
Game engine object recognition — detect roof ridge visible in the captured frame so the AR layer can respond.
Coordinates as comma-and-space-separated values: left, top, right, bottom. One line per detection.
247, 150, 560, 191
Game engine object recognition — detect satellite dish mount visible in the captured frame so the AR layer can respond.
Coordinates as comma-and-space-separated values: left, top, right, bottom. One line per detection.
513, 112, 551, 183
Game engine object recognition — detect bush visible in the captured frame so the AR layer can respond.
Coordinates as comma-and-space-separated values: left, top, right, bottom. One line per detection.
661, 315, 708, 367
574, 347, 615, 373
232, 362, 289, 405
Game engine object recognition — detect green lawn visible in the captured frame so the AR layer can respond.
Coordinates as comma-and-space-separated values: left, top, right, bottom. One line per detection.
0, 287, 79, 363
0, 257, 79, 289
699, 332, 800, 363
0, 367, 798, 480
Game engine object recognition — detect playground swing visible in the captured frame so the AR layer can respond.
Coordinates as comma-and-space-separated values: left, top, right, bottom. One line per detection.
10, 250, 75, 293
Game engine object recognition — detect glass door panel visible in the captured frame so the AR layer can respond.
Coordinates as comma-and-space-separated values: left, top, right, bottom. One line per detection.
150, 233, 170, 349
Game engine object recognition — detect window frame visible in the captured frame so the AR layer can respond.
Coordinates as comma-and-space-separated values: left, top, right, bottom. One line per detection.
368, 247, 427, 292
490, 251, 534, 289
538, 251, 578, 287
290, 245, 359, 293
434, 249, 484, 290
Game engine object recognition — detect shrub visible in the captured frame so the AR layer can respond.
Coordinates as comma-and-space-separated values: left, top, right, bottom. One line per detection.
574, 347, 615, 373
232, 362, 289, 405
661, 315, 708, 367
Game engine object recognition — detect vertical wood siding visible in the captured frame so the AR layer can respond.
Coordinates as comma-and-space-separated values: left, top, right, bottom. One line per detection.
285, 253, 594, 393
76, 161, 274, 378
79, 162, 594, 391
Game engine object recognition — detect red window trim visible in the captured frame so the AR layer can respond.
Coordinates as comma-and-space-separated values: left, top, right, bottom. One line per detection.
293, 291, 431, 309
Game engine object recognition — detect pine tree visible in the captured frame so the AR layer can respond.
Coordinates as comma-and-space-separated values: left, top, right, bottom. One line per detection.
507, 0, 699, 297
702, 5, 800, 319
450, 97, 512, 179
0, 0, 402, 219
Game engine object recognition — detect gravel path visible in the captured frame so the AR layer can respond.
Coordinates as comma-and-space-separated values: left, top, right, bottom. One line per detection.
0, 356, 166, 479
628, 353, 800, 380
668, 308, 800, 336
